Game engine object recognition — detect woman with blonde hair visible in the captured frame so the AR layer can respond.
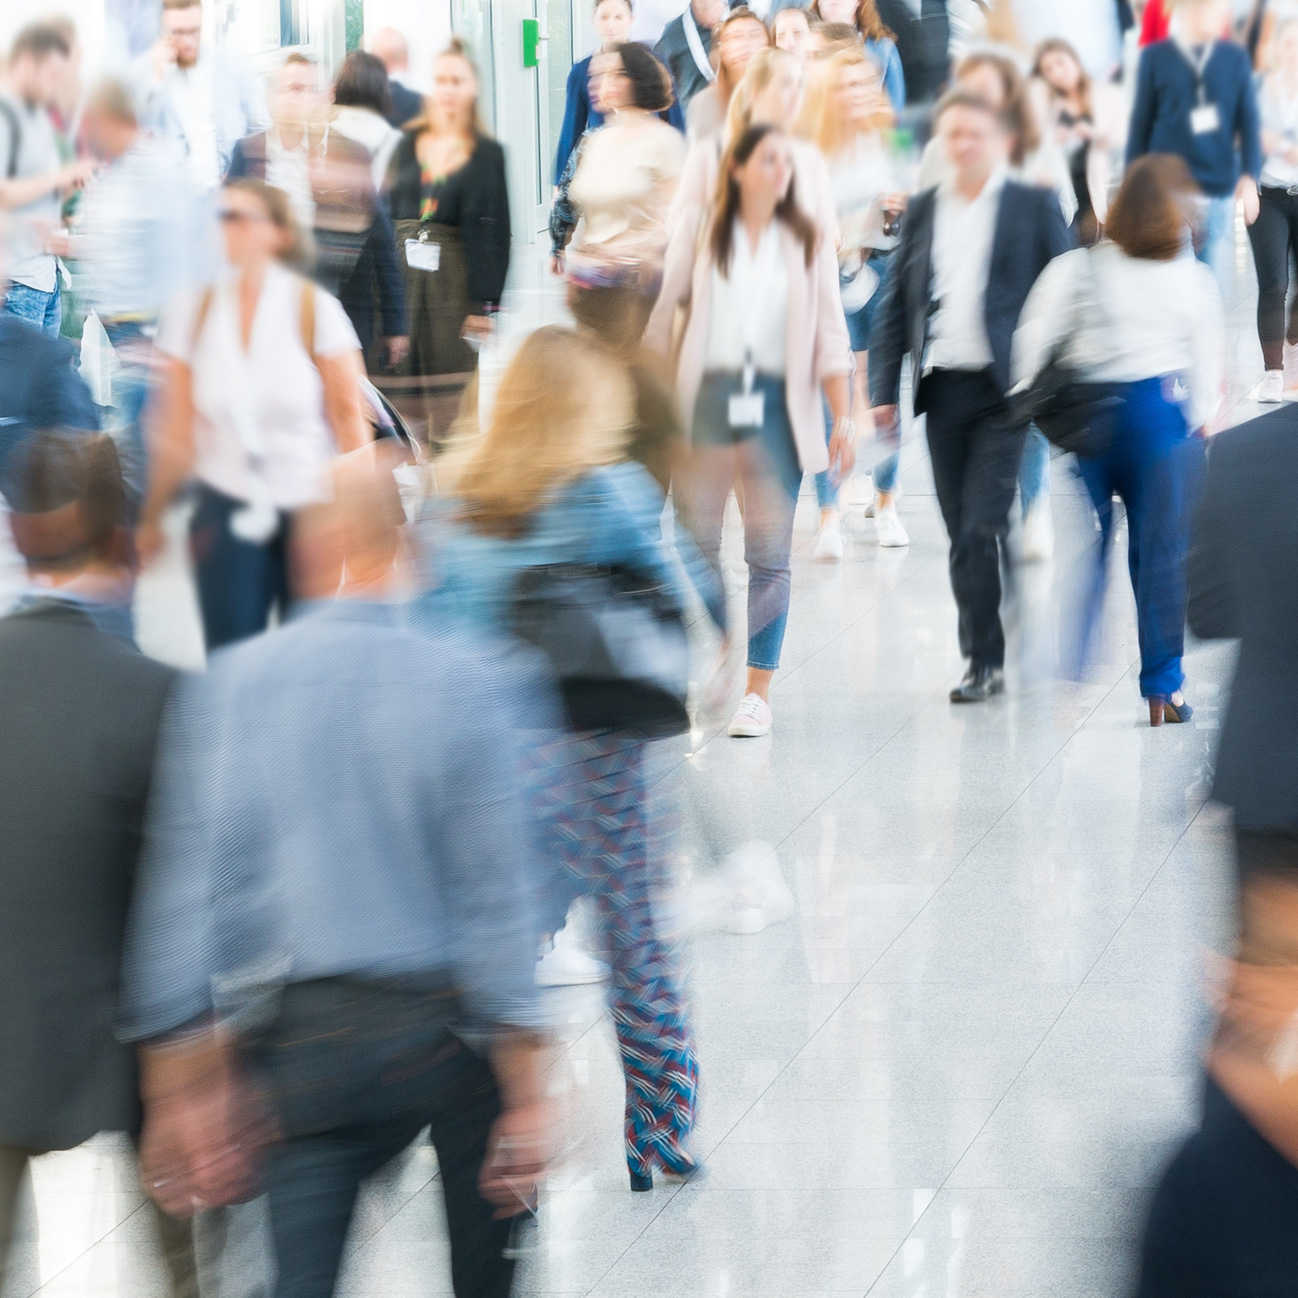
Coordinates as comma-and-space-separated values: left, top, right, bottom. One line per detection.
423, 325, 724, 1192
684, 5, 773, 139
808, 0, 904, 110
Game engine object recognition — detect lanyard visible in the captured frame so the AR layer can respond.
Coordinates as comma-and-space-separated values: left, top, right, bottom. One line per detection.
1177, 39, 1216, 107
683, 8, 715, 84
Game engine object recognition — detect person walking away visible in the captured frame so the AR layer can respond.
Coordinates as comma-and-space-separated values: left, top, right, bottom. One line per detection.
1134, 391, 1298, 1294
122, 448, 550, 1298
1012, 154, 1224, 725
388, 40, 510, 399
0, 23, 94, 337
1127, 0, 1261, 280
808, 0, 906, 110
330, 51, 403, 190
1247, 15, 1298, 402
803, 45, 909, 554
647, 123, 853, 736
685, 7, 773, 138
870, 89, 1070, 703
136, 0, 269, 192
654, 0, 730, 115
422, 326, 725, 1189
0, 431, 200, 1298
368, 26, 425, 128
137, 179, 369, 651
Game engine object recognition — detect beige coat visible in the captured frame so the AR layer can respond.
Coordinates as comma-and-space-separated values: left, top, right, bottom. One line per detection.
644, 217, 851, 475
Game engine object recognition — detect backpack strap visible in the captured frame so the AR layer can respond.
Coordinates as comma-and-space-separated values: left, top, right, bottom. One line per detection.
191, 286, 214, 354
0, 99, 22, 182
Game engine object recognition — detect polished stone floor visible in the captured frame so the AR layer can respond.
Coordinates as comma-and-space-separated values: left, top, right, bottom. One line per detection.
1, 224, 1272, 1298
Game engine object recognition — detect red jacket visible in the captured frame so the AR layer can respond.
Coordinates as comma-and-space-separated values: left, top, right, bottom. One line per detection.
1140, 0, 1171, 44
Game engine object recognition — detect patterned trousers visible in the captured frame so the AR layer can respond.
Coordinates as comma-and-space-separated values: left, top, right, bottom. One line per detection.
530, 730, 698, 1177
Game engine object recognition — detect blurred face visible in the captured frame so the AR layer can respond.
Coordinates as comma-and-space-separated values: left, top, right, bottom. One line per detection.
733, 130, 794, 211
272, 61, 321, 134
433, 53, 478, 125
834, 58, 883, 125
83, 108, 136, 161
1276, 24, 1298, 75
589, 51, 630, 113
774, 9, 811, 58
691, 0, 729, 30
942, 103, 1005, 184
719, 18, 770, 77
594, 0, 633, 47
750, 60, 803, 124
218, 186, 283, 267
959, 61, 1006, 109
161, 4, 203, 69
1038, 47, 1081, 95
13, 51, 70, 108
816, 0, 857, 23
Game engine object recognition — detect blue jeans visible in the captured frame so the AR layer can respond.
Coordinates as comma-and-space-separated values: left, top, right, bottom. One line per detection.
1073, 376, 1205, 699
684, 372, 801, 671
1018, 426, 1050, 513
251, 978, 513, 1298
1196, 193, 1236, 282
101, 321, 153, 517
2, 280, 62, 337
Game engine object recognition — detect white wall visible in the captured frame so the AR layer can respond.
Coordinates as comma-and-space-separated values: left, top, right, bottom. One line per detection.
363, 0, 453, 89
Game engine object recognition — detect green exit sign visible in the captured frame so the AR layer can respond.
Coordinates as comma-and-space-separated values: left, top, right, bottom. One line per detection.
522, 18, 540, 67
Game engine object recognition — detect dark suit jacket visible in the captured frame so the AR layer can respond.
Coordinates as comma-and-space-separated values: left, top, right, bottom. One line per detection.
869, 180, 1073, 413
1188, 408, 1298, 832
385, 78, 424, 131
653, 12, 714, 112
873, 0, 949, 104
0, 601, 175, 1149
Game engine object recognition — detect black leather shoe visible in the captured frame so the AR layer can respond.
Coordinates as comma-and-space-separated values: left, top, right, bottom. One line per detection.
949, 665, 1005, 703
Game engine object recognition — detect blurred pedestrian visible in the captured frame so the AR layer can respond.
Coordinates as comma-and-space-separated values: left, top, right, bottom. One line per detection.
1246, 13, 1298, 402
123, 447, 549, 1297
330, 51, 402, 190
870, 89, 1070, 703
647, 123, 853, 737
0, 431, 196, 1296
138, 179, 369, 651
1127, 0, 1262, 278
808, 0, 906, 109
872, 0, 950, 104
554, 0, 636, 184
685, 5, 774, 137
426, 326, 724, 1189
654, 0, 730, 114
0, 22, 95, 337
389, 39, 510, 381
1013, 154, 1224, 724
136, 0, 269, 192
367, 26, 424, 129
773, 6, 814, 59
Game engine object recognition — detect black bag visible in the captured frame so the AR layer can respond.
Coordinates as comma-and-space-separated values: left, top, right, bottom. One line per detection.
509, 563, 690, 739
1011, 248, 1125, 460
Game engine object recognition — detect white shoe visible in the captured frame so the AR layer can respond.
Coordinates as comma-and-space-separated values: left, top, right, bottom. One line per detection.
728, 692, 772, 737
536, 928, 609, 986
1285, 343, 1298, 392
812, 513, 843, 562
1259, 370, 1285, 404
719, 841, 795, 934
873, 500, 909, 547
1021, 499, 1054, 563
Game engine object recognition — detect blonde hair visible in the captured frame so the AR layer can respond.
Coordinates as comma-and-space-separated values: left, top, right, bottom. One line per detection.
725, 47, 801, 142
801, 46, 891, 155
442, 327, 632, 535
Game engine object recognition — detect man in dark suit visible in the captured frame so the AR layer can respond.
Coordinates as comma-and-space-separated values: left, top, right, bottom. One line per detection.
870, 88, 1072, 702
653, 0, 729, 113
0, 431, 178, 1287
368, 25, 425, 128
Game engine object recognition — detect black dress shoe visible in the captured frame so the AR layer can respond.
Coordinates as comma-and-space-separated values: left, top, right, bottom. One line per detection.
949, 665, 1005, 703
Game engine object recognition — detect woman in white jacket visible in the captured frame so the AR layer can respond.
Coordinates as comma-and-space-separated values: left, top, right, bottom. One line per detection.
1012, 155, 1226, 727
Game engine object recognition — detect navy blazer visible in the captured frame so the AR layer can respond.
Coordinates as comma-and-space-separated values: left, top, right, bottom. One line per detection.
869, 179, 1073, 412
385, 79, 424, 131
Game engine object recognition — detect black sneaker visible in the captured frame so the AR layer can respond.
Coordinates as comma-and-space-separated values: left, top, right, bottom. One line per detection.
949, 665, 1005, 703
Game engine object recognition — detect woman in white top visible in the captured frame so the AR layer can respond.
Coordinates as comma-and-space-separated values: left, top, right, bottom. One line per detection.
646, 123, 853, 738
1013, 155, 1226, 727
140, 178, 369, 651
1247, 15, 1298, 401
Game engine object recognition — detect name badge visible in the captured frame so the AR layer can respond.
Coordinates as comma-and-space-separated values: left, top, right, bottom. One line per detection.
728, 392, 765, 428
1190, 103, 1220, 135
405, 239, 440, 272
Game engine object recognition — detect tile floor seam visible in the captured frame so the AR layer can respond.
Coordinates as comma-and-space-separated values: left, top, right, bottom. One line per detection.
24, 1199, 155, 1298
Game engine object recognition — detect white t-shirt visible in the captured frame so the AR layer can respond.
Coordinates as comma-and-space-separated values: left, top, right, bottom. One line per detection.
1259, 74, 1298, 191
156, 262, 361, 509
706, 218, 789, 375
168, 60, 221, 192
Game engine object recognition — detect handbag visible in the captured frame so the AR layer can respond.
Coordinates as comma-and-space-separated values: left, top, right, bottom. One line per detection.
1011, 247, 1125, 459
508, 563, 690, 739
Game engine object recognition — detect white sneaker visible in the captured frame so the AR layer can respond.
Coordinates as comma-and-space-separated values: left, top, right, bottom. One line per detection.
1021, 499, 1054, 563
1259, 370, 1285, 404
1284, 343, 1298, 392
728, 692, 772, 737
812, 513, 843, 562
873, 500, 909, 547
536, 928, 609, 986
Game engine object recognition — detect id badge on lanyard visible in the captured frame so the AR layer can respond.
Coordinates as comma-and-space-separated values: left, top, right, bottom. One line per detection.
728, 356, 765, 428
1182, 41, 1220, 135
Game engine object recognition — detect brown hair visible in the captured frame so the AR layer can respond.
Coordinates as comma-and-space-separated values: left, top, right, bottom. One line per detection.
8, 21, 72, 65
1032, 37, 1092, 122
710, 123, 817, 274
1105, 154, 1199, 261
713, 7, 775, 109
222, 177, 310, 267
933, 85, 1011, 133
161, 0, 201, 10
609, 41, 674, 113
84, 77, 138, 127
809, 0, 894, 42
956, 50, 1039, 165
282, 50, 315, 69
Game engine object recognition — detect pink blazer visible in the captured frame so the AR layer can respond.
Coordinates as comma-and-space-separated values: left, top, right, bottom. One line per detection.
644, 217, 851, 476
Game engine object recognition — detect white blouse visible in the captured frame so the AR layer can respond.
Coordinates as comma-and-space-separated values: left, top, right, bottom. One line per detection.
705, 217, 789, 375
156, 261, 361, 509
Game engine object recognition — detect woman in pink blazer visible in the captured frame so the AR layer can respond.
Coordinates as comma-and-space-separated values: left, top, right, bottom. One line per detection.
645, 122, 853, 739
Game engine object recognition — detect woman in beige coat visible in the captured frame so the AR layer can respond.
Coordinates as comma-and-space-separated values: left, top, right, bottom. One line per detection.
645, 122, 852, 739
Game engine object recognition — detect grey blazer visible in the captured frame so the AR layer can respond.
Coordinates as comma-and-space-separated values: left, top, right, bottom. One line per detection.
0, 601, 174, 1149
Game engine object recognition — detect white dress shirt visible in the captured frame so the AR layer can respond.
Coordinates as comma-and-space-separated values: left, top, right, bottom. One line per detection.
927, 166, 1006, 374
705, 218, 789, 375
265, 129, 317, 232
167, 60, 221, 192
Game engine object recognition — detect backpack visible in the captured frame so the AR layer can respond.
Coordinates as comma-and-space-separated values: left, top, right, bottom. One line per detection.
0, 98, 21, 181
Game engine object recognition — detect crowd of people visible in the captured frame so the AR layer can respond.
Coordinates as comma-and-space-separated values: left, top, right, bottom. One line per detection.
2, 0, 1298, 1295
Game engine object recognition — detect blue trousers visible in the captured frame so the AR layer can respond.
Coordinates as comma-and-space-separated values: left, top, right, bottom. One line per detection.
1075, 377, 1205, 699
101, 321, 152, 518
2, 281, 61, 337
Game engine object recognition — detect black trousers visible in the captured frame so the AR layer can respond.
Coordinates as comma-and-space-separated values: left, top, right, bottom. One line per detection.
1247, 185, 1298, 371
919, 369, 1026, 671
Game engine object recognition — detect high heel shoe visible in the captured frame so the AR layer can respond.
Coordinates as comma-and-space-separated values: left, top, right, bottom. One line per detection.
1149, 696, 1194, 727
